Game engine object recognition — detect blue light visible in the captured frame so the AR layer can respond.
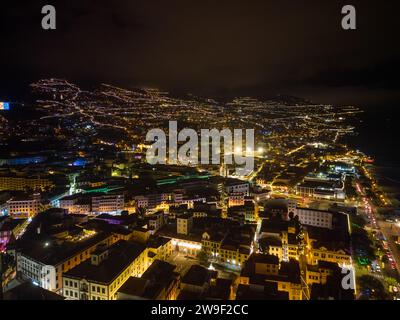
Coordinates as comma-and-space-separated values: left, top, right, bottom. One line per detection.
0, 102, 10, 110
72, 158, 87, 166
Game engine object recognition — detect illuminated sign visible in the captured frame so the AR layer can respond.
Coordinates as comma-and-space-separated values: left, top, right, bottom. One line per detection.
0, 102, 10, 110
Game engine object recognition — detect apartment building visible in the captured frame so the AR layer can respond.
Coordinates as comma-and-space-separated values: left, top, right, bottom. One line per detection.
17, 231, 114, 294
92, 194, 124, 214
62, 240, 147, 300
6, 193, 42, 218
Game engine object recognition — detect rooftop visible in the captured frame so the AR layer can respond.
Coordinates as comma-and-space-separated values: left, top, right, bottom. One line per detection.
4, 281, 65, 300
18, 230, 112, 266
182, 265, 216, 287
64, 240, 146, 284
118, 260, 178, 299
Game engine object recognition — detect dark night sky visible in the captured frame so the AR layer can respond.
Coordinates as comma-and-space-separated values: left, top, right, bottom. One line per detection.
1, 0, 400, 106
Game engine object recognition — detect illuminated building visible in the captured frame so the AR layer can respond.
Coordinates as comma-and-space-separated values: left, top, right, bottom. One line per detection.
134, 192, 183, 210
239, 254, 303, 300
6, 193, 42, 218
293, 207, 333, 229
171, 238, 202, 256
258, 215, 352, 267
259, 236, 283, 261
305, 217, 352, 266
295, 180, 345, 200
201, 230, 252, 269
59, 192, 125, 215
59, 194, 91, 214
135, 195, 149, 208
117, 260, 180, 300
92, 194, 124, 214
177, 214, 193, 235
227, 202, 258, 223
17, 231, 115, 294
228, 194, 245, 207
258, 220, 301, 262
148, 211, 166, 234
147, 236, 173, 264
281, 230, 302, 261
225, 179, 250, 196
191, 210, 208, 218
330, 163, 355, 174
305, 261, 338, 286
307, 261, 355, 300
158, 217, 255, 267
307, 243, 351, 266
62, 241, 148, 300
0, 175, 54, 192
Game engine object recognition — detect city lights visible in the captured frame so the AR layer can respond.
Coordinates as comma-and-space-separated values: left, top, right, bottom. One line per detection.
1, 2, 398, 305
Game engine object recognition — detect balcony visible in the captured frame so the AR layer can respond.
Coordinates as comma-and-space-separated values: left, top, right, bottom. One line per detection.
80, 284, 89, 292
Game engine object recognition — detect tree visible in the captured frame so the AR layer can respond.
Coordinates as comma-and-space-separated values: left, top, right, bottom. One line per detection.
197, 250, 210, 264
386, 277, 398, 287
358, 275, 391, 300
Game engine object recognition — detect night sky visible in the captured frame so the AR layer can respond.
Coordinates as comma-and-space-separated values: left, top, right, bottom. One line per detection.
1, 0, 400, 106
